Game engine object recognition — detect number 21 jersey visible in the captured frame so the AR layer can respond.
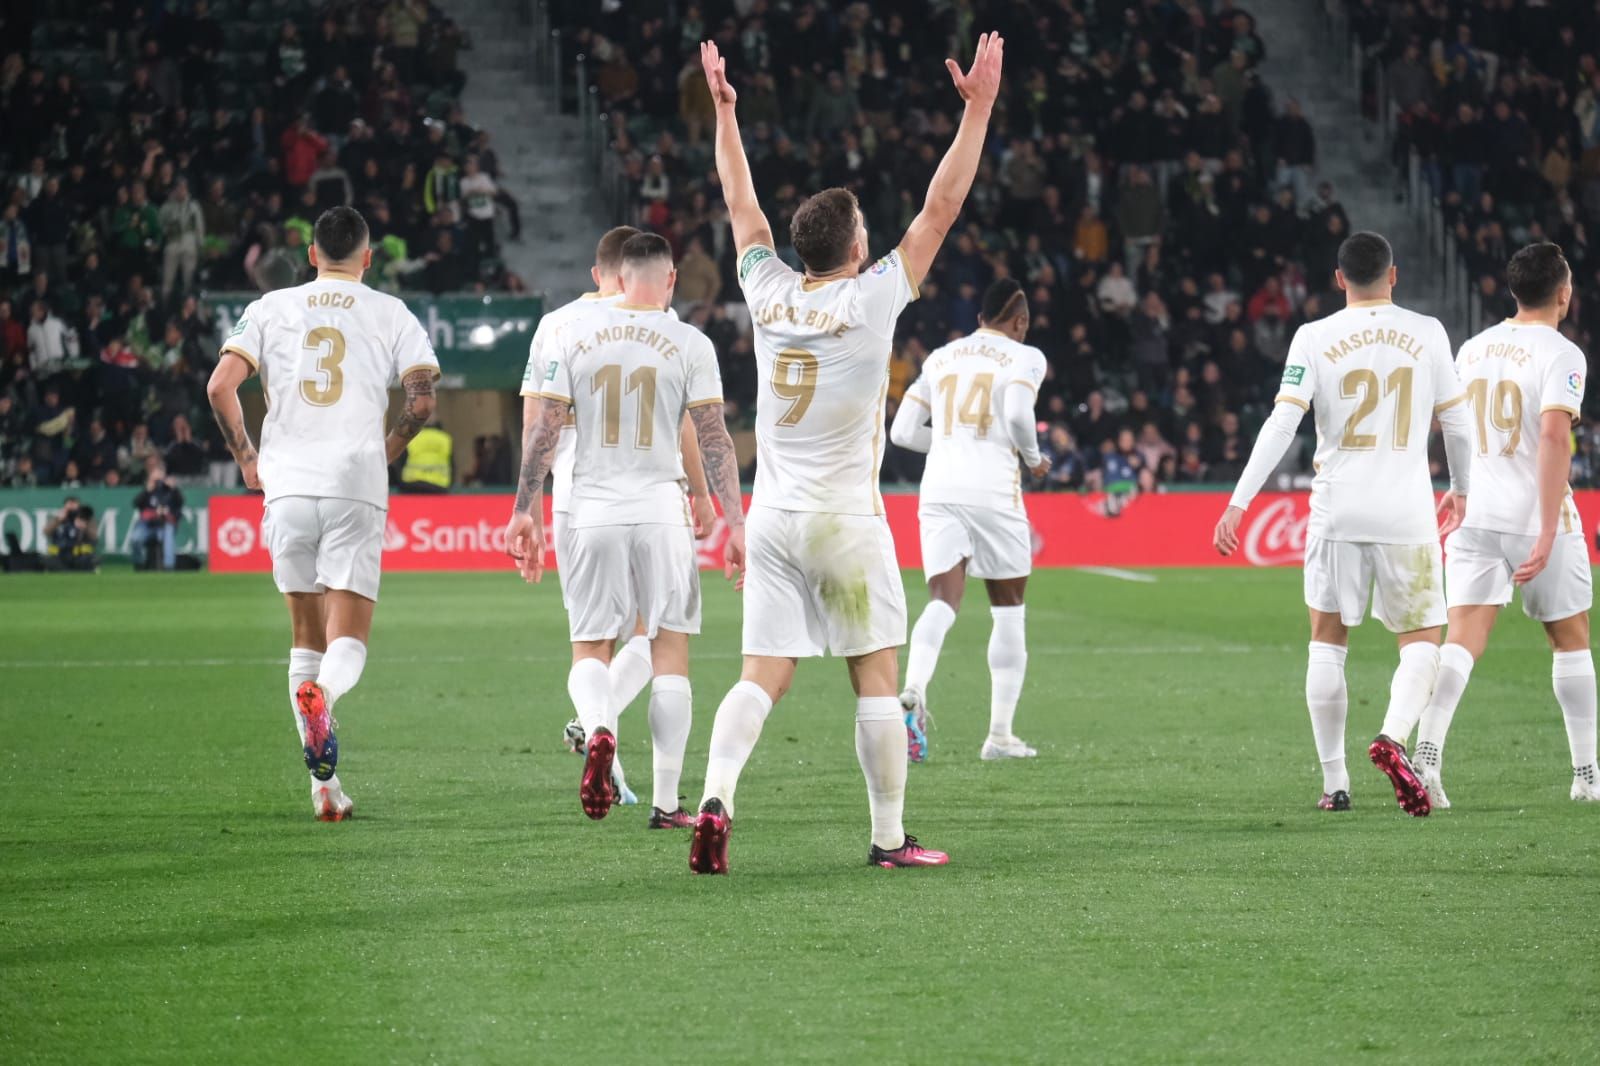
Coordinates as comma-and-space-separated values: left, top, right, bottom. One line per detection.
1275, 301, 1462, 543
221, 276, 439, 509
737, 245, 918, 517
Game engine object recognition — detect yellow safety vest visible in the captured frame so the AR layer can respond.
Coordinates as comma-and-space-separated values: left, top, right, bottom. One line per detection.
402, 427, 453, 488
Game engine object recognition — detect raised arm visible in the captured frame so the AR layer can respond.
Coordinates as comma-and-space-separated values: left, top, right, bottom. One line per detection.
385, 366, 437, 463
504, 397, 569, 583
701, 40, 773, 253
898, 32, 1005, 287
679, 410, 715, 536
689, 403, 747, 581
205, 351, 261, 490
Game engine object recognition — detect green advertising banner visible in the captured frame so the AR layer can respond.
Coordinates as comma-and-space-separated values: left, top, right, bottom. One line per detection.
201, 292, 544, 390
0, 486, 219, 560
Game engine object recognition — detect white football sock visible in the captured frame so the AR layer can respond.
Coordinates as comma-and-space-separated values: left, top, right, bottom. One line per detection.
607, 635, 653, 731
1552, 650, 1598, 778
856, 696, 907, 850
567, 657, 612, 740
648, 675, 692, 812
1415, 643, 1474, 771
1306, 641, 1350, 794
288, 648, 322, 747
987, 605, 1027, 739
1379, 641, 1441, 745
700, 680, 773, 817
904, 599, 957, 694
317, 637, 367, 710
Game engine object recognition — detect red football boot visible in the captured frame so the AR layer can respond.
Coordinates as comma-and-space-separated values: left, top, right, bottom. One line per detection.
1369, 735, 1431, 817
689, 798, 731, 874
868, 835, 950, 868
580, 728, 617, 820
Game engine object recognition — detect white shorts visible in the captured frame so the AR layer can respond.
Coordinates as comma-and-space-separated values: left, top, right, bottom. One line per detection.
552, 509, 572, 609
1445, 526, 1593, 622
742, 505, 907, 658
1303, 534, 1444, 633
563, 522, 699, 642
262, 496, 385, 602
919, 502, 1033, 580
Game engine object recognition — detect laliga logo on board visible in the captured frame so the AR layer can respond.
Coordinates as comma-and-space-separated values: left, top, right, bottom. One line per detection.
216, 517, 256, 557
1242, 497, 1309, 566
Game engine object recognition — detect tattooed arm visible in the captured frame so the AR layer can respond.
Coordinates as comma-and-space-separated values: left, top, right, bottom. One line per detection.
385, 367, 439, 463
689, 402, 746, 580
504, 396, 570, 583
679, 411, 715, 537
206, 351, 261, 490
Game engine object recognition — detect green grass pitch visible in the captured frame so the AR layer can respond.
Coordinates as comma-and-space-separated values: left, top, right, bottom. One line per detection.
2, 568, 1596, 1063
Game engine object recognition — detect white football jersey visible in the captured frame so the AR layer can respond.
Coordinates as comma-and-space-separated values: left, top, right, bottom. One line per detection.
905, 329, 1047, 510
1455, 320, 1587, 537
541, 304, 723, 528
737, 244, 918, 516
1276, 300, 1463, 543
520, 292, 620, 514
222, 274, 438, 509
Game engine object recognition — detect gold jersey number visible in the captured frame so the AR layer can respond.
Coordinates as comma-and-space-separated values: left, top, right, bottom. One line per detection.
300, 326, 346, 406
936, 372, 996, 438
1339, 367, 1413, 450
772, 348, 819, 426
1464, 377, 1523, 456
592, 364, 658, 448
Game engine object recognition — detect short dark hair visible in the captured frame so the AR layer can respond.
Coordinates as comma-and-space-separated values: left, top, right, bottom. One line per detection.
980, 277, 1027, 326
313, 206, 369, 262
1506, 242, 1569, 309
595, 226, 641, 274
1337, 231, 1393, 287
790, 188, 860, 273
620, 232, 673, 267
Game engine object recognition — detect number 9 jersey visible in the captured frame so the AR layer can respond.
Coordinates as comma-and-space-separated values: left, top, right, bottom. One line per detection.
1275, 300, 1462, 543
222, 276, 439, 508
736, 244, 918, 516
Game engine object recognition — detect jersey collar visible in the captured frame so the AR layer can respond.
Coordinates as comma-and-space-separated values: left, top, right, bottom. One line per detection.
318, 270, 362, 283
1345, 298, 1393, 308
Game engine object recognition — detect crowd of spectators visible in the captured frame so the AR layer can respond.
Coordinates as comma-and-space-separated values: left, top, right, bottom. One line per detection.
1362, 0, 1600, 488
0, 0, 518, 491
559, 0, 1350, 492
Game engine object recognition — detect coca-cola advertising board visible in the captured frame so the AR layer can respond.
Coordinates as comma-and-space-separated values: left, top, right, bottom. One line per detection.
209, 491, 1600, 573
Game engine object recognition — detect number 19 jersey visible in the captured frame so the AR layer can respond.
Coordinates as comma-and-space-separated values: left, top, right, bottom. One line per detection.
737, 244, 918, 516
221, 275, 439, 509
1454, 320, 1587, 537
905, 329, 1048, 511
1275, 301, 1462, 543
542, 304, 724, 529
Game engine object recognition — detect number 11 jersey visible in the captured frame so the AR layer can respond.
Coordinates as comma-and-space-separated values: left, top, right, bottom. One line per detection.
736, 244, 918, 517
1275, 300, 1462, 544
221, 275, 439, 509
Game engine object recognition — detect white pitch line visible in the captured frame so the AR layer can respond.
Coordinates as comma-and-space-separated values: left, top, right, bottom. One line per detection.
1076, 566, 1158, 583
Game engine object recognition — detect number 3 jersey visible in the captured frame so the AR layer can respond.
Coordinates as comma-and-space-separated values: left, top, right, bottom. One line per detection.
1454, 320, 1587, 537
903, 329, 1047, 511
542, 304, 724, 529
221, 276, 439, 509
737, 244, 918, 516
1275, 301, 1462, 543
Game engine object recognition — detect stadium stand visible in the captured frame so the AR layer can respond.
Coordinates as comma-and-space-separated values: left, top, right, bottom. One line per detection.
0, 0, 521, 489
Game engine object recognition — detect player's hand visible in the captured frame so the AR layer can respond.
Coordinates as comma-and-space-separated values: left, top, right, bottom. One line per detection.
690, 492, 716, 539
701, 41, 736, 108
945, 31, 1004, 110
1436, 490, 1467, 538
238, 456, 261, 492
723, 523, 746, 589
505, 510, 545, 584
1029, 456, 1051, 480
1212, 505, 1244, 557
1514, 530, 1555, 586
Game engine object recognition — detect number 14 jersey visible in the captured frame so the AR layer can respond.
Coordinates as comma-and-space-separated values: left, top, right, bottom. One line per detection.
1276, 301, 1462, 544
737, 244, 918, 517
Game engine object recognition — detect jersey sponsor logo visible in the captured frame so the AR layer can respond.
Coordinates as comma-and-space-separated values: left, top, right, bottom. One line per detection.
227, 316, 249, 338
545, 359, 559, 381
738, 245, 774, 281
1281, 365, 1305, 386
215, 516, 256, 557
1568, 371, 1583, 397
1241, 496, 1309, 566
868, 252, 897, 276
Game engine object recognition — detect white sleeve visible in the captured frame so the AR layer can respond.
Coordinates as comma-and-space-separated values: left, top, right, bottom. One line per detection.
736, 244, 794, 307
520, 317, 552, 398
890, 377, 932, 453
220, 298, 265, 371
392, 307, 440, 382
541, 332, 575, 405
1000, 379, 1042, 468
1435, 398, 1472, 496
1541, 345, 1587, 420
684, 333, 725, 408
857, 246, 919, 336
1228, 400, 1307, 511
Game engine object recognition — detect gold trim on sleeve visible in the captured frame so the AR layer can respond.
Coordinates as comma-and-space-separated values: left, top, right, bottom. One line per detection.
219, 344, 259, 370
685, 397, 725, 409
903, 392, 930, 408
540, 390, 573, 405
518, 387, 541, 399
1434, 393, 1467, 412
1274, 394, 1310, 410
1542, 403, 1581, 421
400, 362, 441, 382
893, 245, 920, 301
